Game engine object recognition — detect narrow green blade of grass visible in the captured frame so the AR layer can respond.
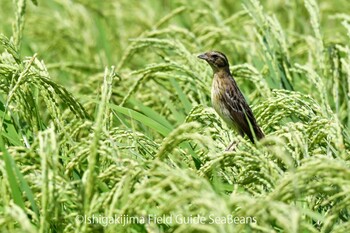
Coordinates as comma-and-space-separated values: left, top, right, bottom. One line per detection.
93, 13, 112, 65
169, 77, 193, 114
13, 160, 40, 219
180, 142, 202, 169
0, 100, 22, 146
1, 123, 22, 146
109, 104, 172, 136
129, 97, 174, 130
1, 137, 25, 209
164, 96, 186, 124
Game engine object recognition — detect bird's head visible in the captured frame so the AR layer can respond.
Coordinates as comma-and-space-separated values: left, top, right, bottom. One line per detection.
197, 51, 230, 72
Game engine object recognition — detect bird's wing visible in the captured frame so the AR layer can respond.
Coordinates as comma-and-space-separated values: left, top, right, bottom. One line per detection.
223, 85, 262, 142
223, 88, 252, 128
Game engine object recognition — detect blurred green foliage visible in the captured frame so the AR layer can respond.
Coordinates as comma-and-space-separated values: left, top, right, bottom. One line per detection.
0, 0, 350, 232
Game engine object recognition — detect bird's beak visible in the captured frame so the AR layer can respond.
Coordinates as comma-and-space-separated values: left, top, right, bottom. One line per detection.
197, 53, 208, 60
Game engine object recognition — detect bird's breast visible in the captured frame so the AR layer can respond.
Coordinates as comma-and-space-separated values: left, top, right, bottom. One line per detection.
211, 76, 236, 128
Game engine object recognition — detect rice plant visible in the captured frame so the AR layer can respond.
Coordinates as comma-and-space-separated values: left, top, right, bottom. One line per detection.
0, 0, 349, 232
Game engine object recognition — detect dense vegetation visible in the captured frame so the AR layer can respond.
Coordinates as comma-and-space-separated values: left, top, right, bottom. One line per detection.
0, 0, 349, 232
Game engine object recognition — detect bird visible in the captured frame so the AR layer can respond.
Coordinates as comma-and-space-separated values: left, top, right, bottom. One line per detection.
197, 51, 264, 147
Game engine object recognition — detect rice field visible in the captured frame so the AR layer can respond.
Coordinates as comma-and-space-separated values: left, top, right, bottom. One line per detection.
0, 0, 350, 232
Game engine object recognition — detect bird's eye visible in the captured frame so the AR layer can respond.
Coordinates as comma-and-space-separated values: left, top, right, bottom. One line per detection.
212, 54, 218, 59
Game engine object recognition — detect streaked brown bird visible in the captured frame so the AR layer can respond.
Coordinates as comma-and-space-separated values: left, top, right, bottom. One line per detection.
198, 51, 264, 145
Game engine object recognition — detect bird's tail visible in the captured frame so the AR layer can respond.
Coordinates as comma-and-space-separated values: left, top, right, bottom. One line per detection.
255, 126, 264, 140
246, 125, 264, 144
